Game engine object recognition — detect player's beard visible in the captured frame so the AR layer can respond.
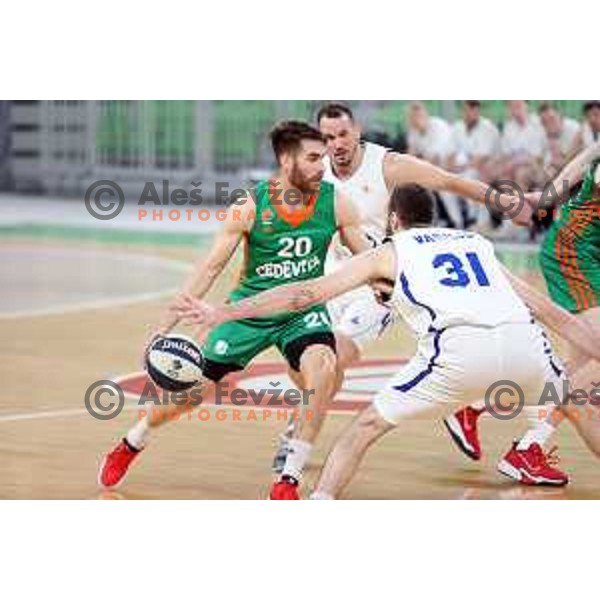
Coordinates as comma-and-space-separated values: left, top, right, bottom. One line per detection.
289, 162, 321, 196
332, 141, 358, 169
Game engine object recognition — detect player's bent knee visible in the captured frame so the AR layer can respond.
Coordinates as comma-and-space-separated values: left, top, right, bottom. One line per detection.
301, 344, 337, 374
284, 332, 337, 373
300, 346, 337, 392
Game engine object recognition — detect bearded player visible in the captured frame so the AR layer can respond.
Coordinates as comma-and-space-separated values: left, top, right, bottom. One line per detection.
175, 184, 600, 499
444, 141, 600, 484
98, 121, 371, 499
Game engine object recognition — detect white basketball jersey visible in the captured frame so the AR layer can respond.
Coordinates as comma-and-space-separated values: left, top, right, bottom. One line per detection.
324, 142, 390, 264
390, 228, 531, 336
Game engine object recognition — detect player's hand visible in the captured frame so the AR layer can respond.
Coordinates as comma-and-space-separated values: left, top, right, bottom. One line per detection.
512, 191, 547, 226
370, 279, 394, 305
171, 293, 222, 330
142, 292, 189, 366
511, 195, 535, 227
525, 191, 543, 210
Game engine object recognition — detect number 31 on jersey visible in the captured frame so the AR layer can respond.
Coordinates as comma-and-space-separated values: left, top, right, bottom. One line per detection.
433, 252, 490, 288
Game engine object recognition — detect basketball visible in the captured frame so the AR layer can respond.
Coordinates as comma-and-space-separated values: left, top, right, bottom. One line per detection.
145, 334, 205, 392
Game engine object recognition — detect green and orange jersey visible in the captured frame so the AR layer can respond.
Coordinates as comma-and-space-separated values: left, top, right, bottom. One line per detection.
231, 179, 337, 300
540, 157, 600, 313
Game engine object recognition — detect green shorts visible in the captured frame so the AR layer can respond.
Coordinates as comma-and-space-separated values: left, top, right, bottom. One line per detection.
540, 217, 600, 314
202, 304, 335, 379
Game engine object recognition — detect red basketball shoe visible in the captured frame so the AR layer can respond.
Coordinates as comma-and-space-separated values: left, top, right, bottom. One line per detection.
98, 439, 142, 488
443, 406, 483, 461
269, 478, 300, 500
497, 442, 569, 486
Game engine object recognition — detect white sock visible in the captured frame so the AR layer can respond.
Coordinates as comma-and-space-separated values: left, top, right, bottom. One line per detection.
282, 439, 312, 482
310, 490, 334, 500
126, 416, 151, 450
516, 421, 556, 451
469, 400, 486, 412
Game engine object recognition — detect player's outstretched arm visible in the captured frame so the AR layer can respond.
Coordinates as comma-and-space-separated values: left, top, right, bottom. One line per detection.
383, 153, 533, 226
549, 141, 600, 204
335, 190, 372, 255
501, 265, 600, 363
511, 142, 600, 218
150, 197, 255, 339
175, 245, 396, 330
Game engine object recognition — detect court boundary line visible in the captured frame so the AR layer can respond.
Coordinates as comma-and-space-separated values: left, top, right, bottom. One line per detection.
0, 247, 191, 319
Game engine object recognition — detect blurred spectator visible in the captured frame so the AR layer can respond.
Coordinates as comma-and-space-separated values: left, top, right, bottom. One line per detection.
362, 130, 393, 149
497, 100, 544, 190
407, 101, 452, 165
447, 101, 500, 229
0, 101, 11, 191
538, 102, 579, 179
362, 129, 407, 154
406, 101, 456, 227
569, 101, 600, 155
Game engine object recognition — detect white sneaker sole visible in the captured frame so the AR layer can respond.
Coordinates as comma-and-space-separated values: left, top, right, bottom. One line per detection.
497, 459, 523, 481
497, 459, 568, 486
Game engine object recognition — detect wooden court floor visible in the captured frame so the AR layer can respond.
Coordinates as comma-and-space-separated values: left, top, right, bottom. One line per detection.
1, 234, 599, 499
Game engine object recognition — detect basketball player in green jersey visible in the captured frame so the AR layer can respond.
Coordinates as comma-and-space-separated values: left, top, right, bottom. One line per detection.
98, 121, 371, 499
445, 142, 600, 485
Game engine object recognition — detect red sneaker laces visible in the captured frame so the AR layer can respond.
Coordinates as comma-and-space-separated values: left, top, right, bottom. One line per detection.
529, 443, 560, 468
545, 445, 561, 467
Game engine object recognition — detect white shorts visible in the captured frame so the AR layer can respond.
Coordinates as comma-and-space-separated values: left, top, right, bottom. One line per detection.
373, 322, 566, 424
327, 286, 393, 351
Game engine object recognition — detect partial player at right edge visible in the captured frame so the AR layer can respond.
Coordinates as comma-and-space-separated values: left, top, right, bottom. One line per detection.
445, 142, 600, 485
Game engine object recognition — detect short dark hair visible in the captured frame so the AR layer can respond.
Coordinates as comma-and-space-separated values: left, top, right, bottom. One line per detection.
583, 101, 600, 113
389, 185, 435, 229
270, 120, 324, 163
316, 102, 354, 123
464, 100, 481, 108
538, 102, 557, 115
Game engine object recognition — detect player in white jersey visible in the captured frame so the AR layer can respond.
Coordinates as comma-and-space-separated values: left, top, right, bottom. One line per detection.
271, 102, 538, 472
316, 102, 537, 369
569, 101, 600, 156
174, 185, 600, 498
322, 138, 393, 354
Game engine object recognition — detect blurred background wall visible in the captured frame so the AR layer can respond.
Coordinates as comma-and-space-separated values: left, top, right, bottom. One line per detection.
0, 100, 589, 198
